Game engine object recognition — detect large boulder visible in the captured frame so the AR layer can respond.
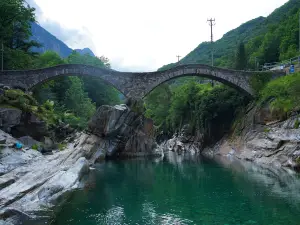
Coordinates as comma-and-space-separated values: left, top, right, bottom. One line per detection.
0, 108, 22, 133
0, 108, 48, 141
88, 102, 158, 158
0, 131, 91, 224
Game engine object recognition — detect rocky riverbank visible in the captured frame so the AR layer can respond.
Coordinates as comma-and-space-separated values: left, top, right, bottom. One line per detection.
0, 101, 160, 224
202, 106, 300, 171
160, 103, 300, 171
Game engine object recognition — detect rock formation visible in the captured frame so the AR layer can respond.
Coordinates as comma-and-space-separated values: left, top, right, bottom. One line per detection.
203, 105, 300, 171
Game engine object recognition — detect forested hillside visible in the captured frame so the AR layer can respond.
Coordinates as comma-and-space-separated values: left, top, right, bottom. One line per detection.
159, 0, 300, 70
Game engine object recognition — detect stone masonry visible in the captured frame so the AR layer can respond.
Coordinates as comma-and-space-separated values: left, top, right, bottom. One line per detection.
0, 64, 284, 98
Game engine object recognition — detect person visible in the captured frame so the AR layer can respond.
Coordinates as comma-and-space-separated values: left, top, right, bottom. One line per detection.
15, 142, 23, 150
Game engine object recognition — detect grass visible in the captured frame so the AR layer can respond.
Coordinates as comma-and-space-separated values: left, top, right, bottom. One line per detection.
58, 143, 67, 151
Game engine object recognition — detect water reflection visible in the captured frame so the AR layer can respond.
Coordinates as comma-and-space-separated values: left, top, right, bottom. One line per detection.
53, 152, 300, 225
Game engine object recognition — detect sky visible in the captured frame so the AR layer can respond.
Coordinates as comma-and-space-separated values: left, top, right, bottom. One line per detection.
29, 0, 289, 71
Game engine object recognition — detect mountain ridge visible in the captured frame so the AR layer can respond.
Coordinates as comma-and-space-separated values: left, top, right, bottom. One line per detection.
31, 22, 95, 58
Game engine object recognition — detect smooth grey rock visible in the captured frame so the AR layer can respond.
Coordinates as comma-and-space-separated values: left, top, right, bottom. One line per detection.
0, 131, 93, 223
88, 103, 158, 158
17, 136, 40, 148
0, 109, 22, 133
202, 107, 300, 169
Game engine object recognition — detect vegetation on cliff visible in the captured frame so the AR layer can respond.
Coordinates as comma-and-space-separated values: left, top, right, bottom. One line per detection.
145, 79, 250, 145
259, 72, 300, 114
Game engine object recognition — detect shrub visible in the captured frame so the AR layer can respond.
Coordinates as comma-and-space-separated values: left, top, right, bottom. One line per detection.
58, 143, 67, 151
250, 72, 273, 97
32, 144, 38, 150
259, 73, 300, 113
294, 119, 300, 129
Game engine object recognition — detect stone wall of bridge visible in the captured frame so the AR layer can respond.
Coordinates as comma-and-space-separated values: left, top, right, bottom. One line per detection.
0, 64, 284, 98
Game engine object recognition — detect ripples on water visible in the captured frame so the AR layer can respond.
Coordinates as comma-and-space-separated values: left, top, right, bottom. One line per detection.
53, 152, 300, 225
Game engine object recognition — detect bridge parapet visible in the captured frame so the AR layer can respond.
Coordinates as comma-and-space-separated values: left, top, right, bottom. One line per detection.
0, 64, 284, 98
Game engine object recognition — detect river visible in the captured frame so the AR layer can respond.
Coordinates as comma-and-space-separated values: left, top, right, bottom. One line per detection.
52, 152, 300, 225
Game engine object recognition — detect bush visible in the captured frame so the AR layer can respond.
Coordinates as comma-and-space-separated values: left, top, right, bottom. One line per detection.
294, 119, 300, 129
58, 143, 67, 151
249, 72, 273, 96
32, 144, 38, 150
259, 73, 300, 113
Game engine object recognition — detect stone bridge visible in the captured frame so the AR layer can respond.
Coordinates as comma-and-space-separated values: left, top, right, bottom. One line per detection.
0, 64, 284, 98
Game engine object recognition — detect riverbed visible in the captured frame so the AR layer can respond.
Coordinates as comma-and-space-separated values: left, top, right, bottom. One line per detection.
52, 152, 300, 225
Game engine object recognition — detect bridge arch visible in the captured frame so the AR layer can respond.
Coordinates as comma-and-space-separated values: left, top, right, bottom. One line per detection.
0, 64, 284, 98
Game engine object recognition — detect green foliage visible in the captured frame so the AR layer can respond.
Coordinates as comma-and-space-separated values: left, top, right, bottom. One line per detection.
0, 89, 38, 111
294, 119, 300, 129
58, 143, 67, 151
0, 0, 40, 70
264, 128, 271, 133
145, 84, 172, 129
32, 144, 38, 150
66, 51, 121, 107
64, 77, 96, 121
259, 72, 300, 113
235, 42, 247, 70
31, 51, 121, 128
250, 72, 273, 96
145, 79, 250, 144
33, 51, 64, 68
158, 0, 300, 70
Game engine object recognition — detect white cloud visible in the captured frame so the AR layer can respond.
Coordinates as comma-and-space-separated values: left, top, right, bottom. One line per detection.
32, 0, 288, 71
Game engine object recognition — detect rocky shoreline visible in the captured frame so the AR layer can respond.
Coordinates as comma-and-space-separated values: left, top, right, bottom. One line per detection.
0, 102, 160, 224
202, 108, 300, 171
1, 99, 300, 224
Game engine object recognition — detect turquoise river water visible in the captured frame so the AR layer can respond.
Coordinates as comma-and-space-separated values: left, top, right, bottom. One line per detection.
53, 152, 300, 225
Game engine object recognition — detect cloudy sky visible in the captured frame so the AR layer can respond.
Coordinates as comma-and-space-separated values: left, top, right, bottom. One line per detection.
29, 0, 288, 71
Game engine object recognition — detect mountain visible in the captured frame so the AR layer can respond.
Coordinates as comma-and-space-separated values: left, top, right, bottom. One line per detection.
75, 48, 95, 57
159, 0, 300, 70
31, 22, 95, 58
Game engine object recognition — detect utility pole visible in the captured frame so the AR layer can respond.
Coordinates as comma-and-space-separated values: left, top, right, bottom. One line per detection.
176, 55, 181, 62
207, 18, 215, 66
299, 12, 300, 53
207, 18, 215, 86
1, 42, 3, 72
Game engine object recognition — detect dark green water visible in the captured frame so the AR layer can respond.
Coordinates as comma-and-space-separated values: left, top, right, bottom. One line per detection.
53, 153, 300, 225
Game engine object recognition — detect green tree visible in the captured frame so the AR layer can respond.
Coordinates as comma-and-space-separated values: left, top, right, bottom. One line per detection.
64, 77, 96, 120
145, 84, 172, 130
66, 51, 121, 107
33, 51, 64, 68
0, 0, 40, 69
235, 42, 247, 70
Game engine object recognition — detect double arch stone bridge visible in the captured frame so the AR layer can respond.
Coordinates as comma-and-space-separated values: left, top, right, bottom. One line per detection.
0, 64, 284, 98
